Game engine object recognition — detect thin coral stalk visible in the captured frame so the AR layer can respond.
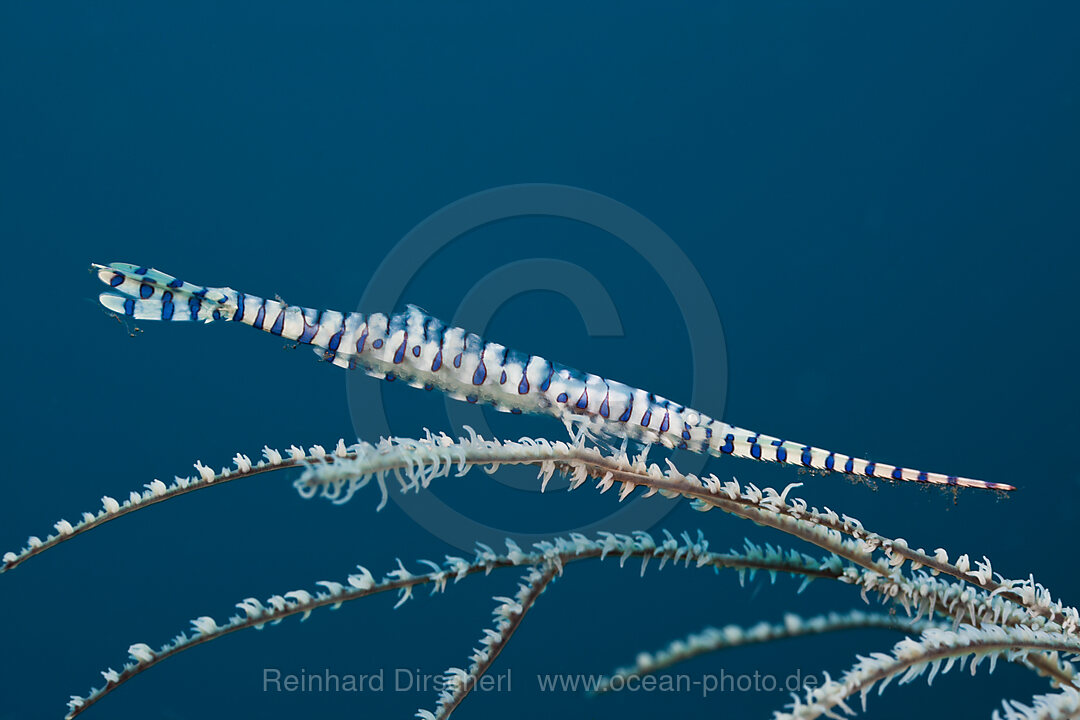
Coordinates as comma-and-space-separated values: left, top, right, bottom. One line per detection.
594, 610, 942, 695
9, 431, 1073, 716
420, 562, 559, 720
300, 432, 1080, 690
1, 441, 355, 574
65, 531, 833, 718
993, 686, 1080, 720
8, 429, 1052, 634
778, 625, 1080, 720
299, 432, 1075, 634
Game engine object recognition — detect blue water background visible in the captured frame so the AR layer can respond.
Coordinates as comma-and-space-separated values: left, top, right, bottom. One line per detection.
2, 4, 1079, 719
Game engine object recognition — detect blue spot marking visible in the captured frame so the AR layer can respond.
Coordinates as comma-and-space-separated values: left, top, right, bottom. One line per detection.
394, 336, 408, 364
844, 458, 855, 473
599, 394, 610, 418
518, 373, 530, 394
372, 338, 384, 350
677, 441, 688, 450
618, 400, 633, 422
825, 454, 835, 470
750, 443, 762, 459
721, 434, 735, 454
432, 349, 443, 371
109, 273, 125, 287
233, 294, 245, 322
253, 303, 265, 329
423, 383, 434, 391
123, 298, 135, 316
865, 463, 877, 476
189, 297, 202, 322
139, 284, 153, 299
212, 309, 222, 321
704, 426, 713, 439
801, 447, 813, 466
453, 353, 462, 368
328, 330, 342, 352
917, 471, 928, 482
298, 319, 317, 344
472, 359, 487, 385
891, 468, 903, 480
640, 409, 652, 427
682, 428, 691, 440
576, 389, 589, 409
557, 392, 568, 403
413, 346, 421, 358
161, 301, 174, 320
355, 327, 368, 353
776, 447, 788, 462
167, 278, 183, 288
270, 310, 285, 336
510, 408, 522, 414
466, 394, 478, 404
659, 413, 670, 432
500, 370, 507, 384
539, 366, 554, 392
134, 266, 148, 275
385, 372, 395, 381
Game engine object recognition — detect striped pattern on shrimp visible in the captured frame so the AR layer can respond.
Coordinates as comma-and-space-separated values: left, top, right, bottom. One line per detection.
93, 262, 1015, 492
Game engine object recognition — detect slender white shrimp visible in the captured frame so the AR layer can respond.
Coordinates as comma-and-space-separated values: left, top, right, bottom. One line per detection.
94, 262, 1014, 492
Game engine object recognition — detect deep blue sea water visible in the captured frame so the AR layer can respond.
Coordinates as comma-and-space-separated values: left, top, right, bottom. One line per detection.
2, 4, 1079, 719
